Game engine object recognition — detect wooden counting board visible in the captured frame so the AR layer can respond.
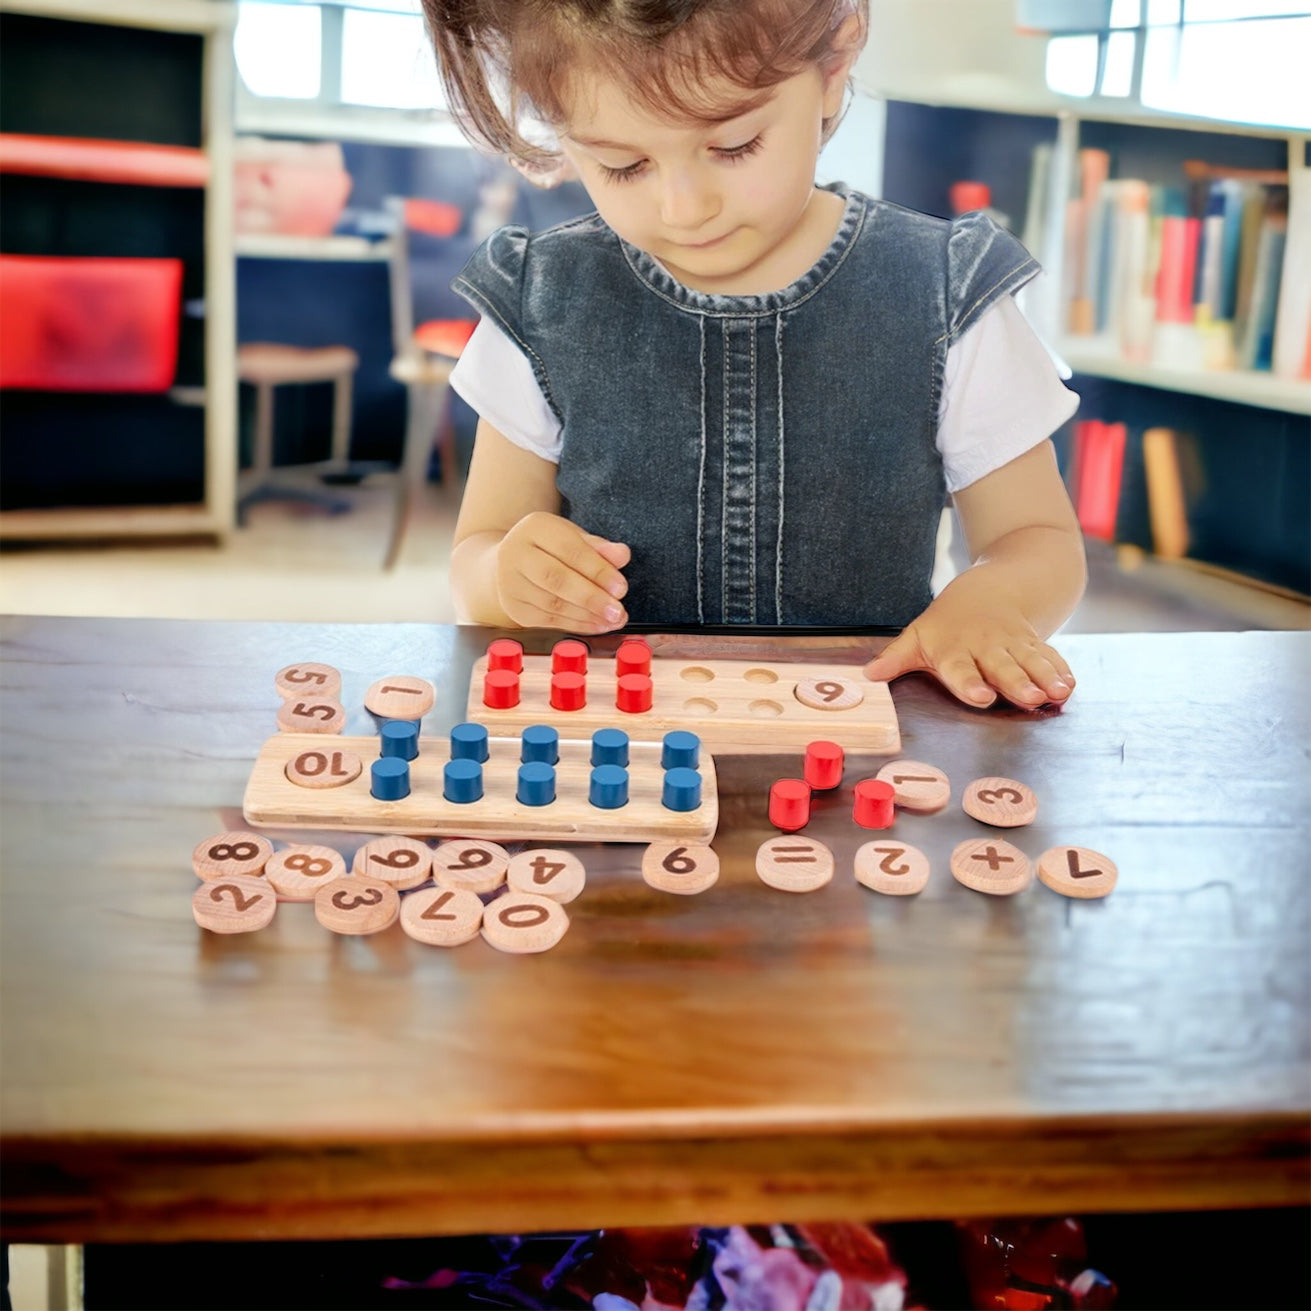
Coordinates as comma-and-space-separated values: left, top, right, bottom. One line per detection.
466, 655, 901, 755
243, 733, 718, 844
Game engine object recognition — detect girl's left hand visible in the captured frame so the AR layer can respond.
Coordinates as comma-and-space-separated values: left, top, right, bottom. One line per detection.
863, 612, 1075, 710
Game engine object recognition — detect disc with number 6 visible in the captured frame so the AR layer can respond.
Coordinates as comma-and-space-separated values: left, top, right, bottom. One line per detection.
351, 835, 432, 890
432, 838, 509, 893
641, 841, 719, 895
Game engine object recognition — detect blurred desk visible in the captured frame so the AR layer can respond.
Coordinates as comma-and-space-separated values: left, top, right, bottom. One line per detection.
235, 232, 394, 261
1, 619, 1307, 1242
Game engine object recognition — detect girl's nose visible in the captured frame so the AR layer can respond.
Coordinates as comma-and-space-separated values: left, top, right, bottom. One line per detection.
659, 169, 719, 231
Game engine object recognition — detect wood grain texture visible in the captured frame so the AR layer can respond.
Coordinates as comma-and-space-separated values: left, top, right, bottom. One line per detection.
467, 654, 901, 754
1, 620, 1308, 1242
245, 733, 720, 845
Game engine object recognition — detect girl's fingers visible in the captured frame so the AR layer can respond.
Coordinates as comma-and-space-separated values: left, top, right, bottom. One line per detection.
500, 580, 624, 633
977, 648, 1048, 708
933, 652, 996, 708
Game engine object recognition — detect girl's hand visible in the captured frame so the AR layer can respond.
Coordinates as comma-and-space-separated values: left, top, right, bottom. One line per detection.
864, 606, 1075, 710
495, 511, 631, 633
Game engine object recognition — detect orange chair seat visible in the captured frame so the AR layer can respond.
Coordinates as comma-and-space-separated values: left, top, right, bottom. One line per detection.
413, 318, 476, 358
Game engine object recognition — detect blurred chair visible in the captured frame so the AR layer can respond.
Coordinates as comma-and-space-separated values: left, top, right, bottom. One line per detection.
384, 195, 477, 569
235, 341, 360, 524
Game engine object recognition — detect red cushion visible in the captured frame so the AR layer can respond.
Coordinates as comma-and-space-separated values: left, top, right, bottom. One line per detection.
413, 318, 477, 358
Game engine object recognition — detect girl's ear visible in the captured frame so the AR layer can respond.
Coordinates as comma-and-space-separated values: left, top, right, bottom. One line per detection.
821, 11, 865, 116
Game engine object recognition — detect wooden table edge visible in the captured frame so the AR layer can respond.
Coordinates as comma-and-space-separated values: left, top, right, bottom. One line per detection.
3, 1110, 1306, 1242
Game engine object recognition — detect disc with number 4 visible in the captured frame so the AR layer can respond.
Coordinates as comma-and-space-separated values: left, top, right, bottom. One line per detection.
641, 841, 719, 895
507, 849, 586, 903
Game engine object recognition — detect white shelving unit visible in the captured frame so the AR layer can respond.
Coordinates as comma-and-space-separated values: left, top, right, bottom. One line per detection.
0, 0, 237, 543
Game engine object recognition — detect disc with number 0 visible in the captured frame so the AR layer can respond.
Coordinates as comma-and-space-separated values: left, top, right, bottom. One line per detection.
641, 841, 719, 895
481, 892, 569, 954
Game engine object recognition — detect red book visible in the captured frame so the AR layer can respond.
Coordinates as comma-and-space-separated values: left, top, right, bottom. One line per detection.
1076, 421, 1128, 542
1156, 215, 1201, 324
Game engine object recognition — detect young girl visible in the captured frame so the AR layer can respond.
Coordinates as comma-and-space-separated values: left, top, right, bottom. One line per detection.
426, 0, 1087, 710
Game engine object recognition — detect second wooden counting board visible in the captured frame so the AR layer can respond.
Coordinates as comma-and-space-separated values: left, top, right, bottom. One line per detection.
469, 638, 901, 755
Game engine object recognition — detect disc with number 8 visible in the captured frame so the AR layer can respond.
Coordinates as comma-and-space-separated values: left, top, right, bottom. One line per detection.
192, 831, 273, 881
641, 841, 719, 895
266, 844, 347, 900
351, 835, 432, 890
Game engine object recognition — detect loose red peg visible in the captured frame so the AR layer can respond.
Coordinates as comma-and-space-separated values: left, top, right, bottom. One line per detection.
804, 740, 844, 790
769, 778, 812, 832
853, 778, 896, 829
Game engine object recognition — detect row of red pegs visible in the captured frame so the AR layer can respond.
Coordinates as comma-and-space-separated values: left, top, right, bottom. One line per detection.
482, 637, 655, 713
770, 742, 895, 833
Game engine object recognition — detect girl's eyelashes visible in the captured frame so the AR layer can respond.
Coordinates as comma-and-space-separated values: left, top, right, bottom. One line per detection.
594, 133, 765, 184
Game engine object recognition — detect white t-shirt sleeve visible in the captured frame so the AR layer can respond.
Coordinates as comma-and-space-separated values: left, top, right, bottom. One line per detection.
449, 292, 1079, 485
937, 292, 1079, 494
448, 315, 564, 461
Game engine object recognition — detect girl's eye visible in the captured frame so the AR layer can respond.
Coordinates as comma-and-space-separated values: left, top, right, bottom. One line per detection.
598, 159, 648, 184
713, 134, 764, 162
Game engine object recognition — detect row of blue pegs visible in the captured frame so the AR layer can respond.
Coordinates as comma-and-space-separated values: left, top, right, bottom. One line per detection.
368, 721, 703, 812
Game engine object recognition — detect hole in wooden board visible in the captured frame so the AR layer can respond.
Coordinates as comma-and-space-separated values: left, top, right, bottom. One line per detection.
683, 697, 718, 714
749, 699, 784, 717
679, 666, 715, 682
744, 667, 779, 683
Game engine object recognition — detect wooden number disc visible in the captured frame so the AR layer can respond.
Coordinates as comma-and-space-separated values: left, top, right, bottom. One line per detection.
400, 886, 484, 946
277, 697, 346, 734
275, 662, 341, 700
192, 831, 273, 882
265, 844, 347, 901
962, 777, 1038, 827
481, 892, 569, 954
756, 836, 834, 892
950, 838, 1032, 895
875, 760, 951, 813
854, 841, 930, 895
641, 841, 719, 895
193, 876, 277, 934
285, 747, 362, 789
364, 675, 435, 720
351, 835, 432, 890
507, 849, 586, 903
794, 676, 864, 711
1038, 845, 1118, 899
432, 838, 509, 894
314, 876, 400, 935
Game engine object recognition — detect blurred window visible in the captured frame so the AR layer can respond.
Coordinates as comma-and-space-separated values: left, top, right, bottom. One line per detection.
1037, 1, 1311, 127
234, 2, 321, 99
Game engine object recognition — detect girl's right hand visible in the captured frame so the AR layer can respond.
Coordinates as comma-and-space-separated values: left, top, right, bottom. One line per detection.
495, 511, 631, 633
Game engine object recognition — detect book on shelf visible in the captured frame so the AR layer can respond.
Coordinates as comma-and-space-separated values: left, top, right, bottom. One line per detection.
1047, 145, 1306, 381
1070, 418, 1127, 544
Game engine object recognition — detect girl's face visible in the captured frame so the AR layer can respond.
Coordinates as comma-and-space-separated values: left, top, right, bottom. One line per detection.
557, 53, 851, 295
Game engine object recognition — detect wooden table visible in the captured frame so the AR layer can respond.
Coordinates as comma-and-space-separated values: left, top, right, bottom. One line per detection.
1, 618, 1307, 1242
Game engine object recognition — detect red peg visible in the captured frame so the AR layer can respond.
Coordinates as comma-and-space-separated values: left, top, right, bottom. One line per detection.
550, 670, 587, 711
616, 672, 653, 714
483, 668, 520, 709
552, 639, 589, 675
804, 740, 844, 790
487, 638, 523, 672
853, 778, 895, 829
769, 778, 812, 833
615, 638, 653, 678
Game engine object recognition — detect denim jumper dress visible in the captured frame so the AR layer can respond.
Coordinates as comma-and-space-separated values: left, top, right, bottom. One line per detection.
453, 184, 1039, 628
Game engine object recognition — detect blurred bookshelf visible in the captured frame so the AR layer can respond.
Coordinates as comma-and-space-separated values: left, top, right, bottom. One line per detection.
0, 0, 236, 543
880, 98, 1309, 598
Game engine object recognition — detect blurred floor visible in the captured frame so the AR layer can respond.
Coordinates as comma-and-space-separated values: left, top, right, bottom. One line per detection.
0, 482, 1307, 631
